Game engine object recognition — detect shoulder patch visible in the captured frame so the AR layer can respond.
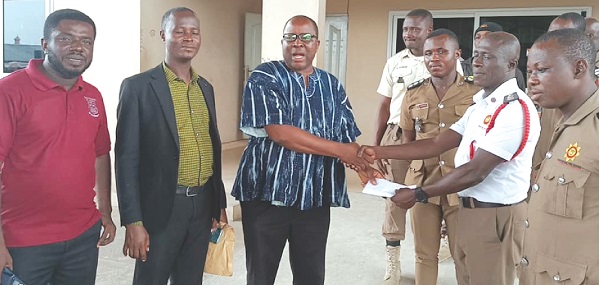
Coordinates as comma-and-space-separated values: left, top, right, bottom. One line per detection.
464, 75, 474, 83
407, 78, 425, 90
503, 92, 519, 104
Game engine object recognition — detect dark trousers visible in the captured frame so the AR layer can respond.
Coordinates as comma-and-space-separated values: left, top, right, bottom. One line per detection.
241, 201, 331, 285
9, 220, 101, 285
133, 188, 212, 285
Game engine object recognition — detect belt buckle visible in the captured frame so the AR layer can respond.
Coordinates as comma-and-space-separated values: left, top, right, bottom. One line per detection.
185, 186, 197, 197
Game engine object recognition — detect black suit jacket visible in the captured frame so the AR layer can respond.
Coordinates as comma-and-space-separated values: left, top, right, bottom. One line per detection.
115, 64, 226, 234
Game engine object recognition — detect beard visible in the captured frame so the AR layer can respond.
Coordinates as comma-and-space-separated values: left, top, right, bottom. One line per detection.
46, 50, 91, 79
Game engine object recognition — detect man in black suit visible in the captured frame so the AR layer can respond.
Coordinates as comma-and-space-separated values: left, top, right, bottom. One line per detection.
115, 7, 227, 285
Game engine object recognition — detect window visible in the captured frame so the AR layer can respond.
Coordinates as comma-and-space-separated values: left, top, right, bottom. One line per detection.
388, 7, 592, 76
2, 0, 50, 74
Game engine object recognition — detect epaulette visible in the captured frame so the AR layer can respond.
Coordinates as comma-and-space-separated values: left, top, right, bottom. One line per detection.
464, 75, 475, 83
503, 92, 519, 104
407, 78, 425, 90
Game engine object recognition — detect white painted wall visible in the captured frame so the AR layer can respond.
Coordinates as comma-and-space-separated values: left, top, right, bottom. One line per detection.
52, 0, 141, 143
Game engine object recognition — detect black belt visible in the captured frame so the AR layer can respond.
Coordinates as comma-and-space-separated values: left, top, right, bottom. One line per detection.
175, 184, 205, 197
459, 197, 522, 209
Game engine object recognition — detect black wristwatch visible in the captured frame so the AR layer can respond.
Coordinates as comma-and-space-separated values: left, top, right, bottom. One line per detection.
414, 187, 428, 203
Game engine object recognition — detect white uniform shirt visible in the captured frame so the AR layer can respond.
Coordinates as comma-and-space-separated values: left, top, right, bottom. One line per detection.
450, 78, 541, 204
377, 49, 463, 124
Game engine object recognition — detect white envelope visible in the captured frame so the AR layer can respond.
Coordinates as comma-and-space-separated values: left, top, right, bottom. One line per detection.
362, 178, 416, 198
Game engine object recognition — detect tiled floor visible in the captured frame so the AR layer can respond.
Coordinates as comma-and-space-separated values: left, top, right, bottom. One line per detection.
96, 144, 460, 285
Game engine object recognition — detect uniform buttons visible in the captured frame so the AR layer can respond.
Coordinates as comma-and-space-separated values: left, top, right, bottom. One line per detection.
520, 257, 529, 266
439, 160, 445, 166
553, 274, 561, 282
438, 103, 444, 109
491, 97, 496, 103
439, 122, 446, 128
196, 133, 200, 137
392, 136, 398, 141
557, 177, 566, 185
191, 110, 195, 114
532, 184, 540, 192
525, 219, 529, 228
545, 151, 553, 159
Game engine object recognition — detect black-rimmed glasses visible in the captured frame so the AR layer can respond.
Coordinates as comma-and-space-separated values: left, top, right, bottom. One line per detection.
282, 33, 318, 42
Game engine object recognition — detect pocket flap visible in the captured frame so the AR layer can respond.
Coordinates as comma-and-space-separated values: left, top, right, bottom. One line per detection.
409, 159, 424, 171
560, 166, 591, 188
533, 254, 587, 284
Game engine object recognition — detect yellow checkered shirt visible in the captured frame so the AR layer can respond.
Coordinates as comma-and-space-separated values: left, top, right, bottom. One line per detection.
163, 63, 213, 186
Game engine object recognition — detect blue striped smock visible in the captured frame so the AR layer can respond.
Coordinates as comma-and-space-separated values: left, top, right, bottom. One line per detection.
231, 60, 361, 210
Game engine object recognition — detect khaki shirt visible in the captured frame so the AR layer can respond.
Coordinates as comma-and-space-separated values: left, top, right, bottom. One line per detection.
531, 108, 561, 181
399, 75, 480, 206
520, 91, 599, 284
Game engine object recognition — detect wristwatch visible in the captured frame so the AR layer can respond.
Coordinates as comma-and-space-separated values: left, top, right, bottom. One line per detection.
414, 187, 428, 203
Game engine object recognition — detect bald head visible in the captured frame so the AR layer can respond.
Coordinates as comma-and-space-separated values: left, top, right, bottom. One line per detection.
585, 17, 599, 50
548, 12, 586, 32
283, 15, 318, 36
485, 32, 521, 64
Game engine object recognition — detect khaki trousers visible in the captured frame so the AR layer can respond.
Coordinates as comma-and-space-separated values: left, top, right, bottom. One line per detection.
454, 201, 527, 285
411, 196, 459, 285
381, 124, 410, 241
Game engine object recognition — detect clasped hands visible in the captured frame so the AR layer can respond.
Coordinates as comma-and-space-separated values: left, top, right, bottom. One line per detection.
351, 144, 417, 210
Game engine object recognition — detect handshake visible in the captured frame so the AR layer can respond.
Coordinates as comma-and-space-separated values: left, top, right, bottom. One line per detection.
340, 143, 382, 185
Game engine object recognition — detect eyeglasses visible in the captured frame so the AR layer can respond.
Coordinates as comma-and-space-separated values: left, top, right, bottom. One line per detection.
282, 33, 318, 42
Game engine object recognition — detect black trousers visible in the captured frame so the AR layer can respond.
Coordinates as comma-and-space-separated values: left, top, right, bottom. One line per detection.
9, 220, 101, 285
241, 201, 331, 285
133, 188, 212, 285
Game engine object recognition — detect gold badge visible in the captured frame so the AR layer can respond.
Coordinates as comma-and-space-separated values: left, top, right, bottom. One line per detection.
564, 143, 581, 162
483, 115, 492, 125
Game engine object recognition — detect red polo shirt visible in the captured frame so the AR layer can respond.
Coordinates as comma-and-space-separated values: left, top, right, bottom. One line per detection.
0, 59, 110, 247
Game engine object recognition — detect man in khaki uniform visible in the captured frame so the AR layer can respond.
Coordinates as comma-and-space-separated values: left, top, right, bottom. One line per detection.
585, 17, 599, 85
532, 13, 587, 180
374, 9, 433, 283
520, 29, 598, 284
399, 29, 479, 285
361, 32, 541, 285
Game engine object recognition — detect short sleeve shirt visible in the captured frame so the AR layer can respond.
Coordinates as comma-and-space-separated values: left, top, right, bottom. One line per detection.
450, 79, 541, 204
0, 59, 110, 247
377, 49, 464, 124
231, 61, 360, 210
400, 75, 479, 205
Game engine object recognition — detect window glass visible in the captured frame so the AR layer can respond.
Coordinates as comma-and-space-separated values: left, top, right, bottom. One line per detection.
482, 16, 556, 77
4, 0, 45, 73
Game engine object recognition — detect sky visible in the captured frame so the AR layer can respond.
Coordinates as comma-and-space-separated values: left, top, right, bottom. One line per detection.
4, 0, 45, 45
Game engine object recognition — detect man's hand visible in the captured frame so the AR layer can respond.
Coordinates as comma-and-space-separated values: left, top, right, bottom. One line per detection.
0, 244, 12, 271
357, 167, 384, 186
123, 224, 150, 262
357, 145, 377, 164
375, 159, 389, 176
212, 208, 229, 230
97, 214, 116, 247
390, 188, 416, 209
338, 143, 371, 172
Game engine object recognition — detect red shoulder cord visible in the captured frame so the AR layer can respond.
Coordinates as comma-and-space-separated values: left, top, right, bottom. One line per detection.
469, 99, 531, 160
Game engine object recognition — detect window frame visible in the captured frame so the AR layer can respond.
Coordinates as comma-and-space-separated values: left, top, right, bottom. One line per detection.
387, 6, 593, 58
1, 0, 54, 78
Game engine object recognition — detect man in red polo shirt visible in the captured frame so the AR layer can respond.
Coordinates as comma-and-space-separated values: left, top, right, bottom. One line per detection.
0, 9, 115, 285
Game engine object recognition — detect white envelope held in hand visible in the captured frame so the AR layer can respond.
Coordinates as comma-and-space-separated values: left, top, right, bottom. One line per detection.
362, 178, 416, 198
